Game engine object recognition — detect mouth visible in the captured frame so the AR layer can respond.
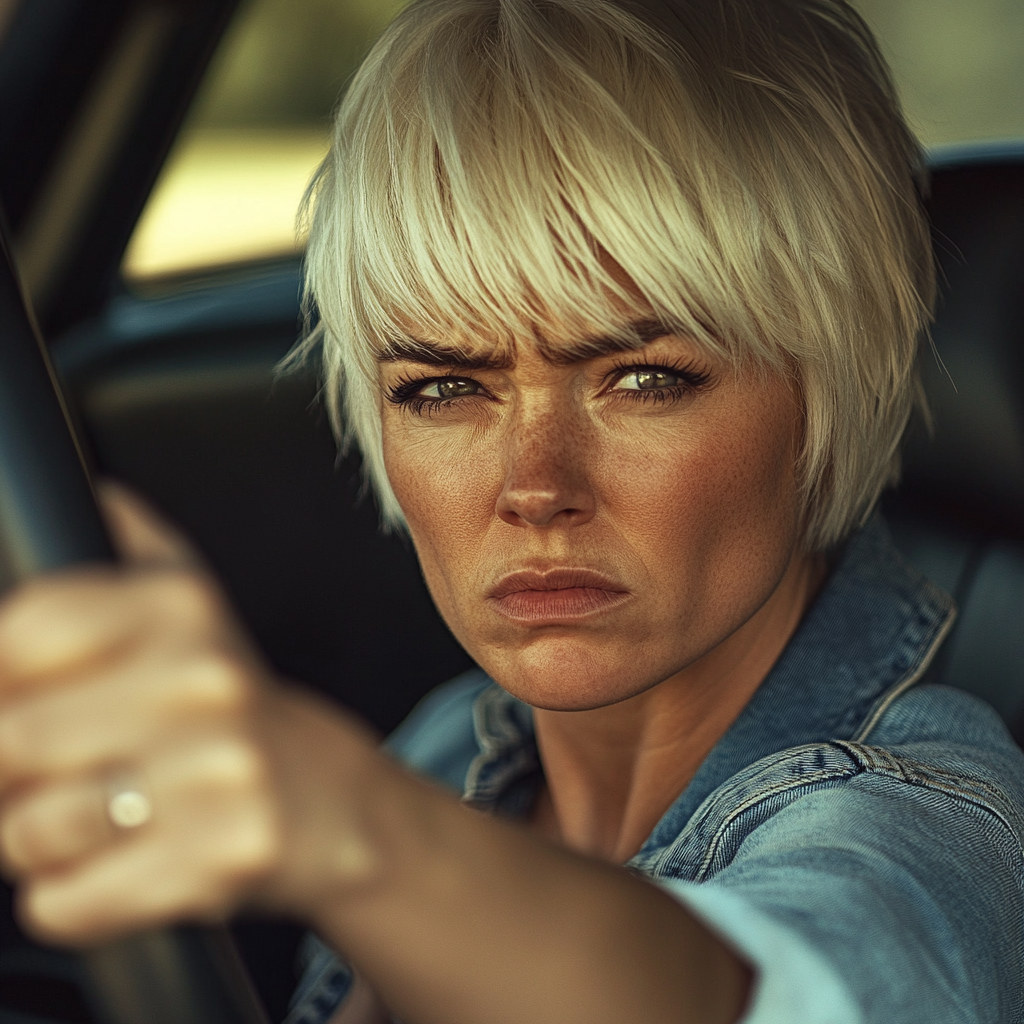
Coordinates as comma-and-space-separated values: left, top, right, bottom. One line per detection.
487, 568, 631, 624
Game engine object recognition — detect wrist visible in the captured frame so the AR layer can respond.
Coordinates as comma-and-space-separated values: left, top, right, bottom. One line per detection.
303, 751, 457, 938
251, 685, 394, 920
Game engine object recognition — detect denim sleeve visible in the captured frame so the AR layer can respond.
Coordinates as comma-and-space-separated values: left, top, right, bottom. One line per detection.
659, 880, 863, 1023
658, 771, 1024, 1024
284, 771, 1022, 1024
283, 933, 353, 1024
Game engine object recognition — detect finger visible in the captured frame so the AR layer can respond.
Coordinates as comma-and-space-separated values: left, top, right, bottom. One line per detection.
0, 650, 253, 782
0, 566, 227, 683
20, 841, 231, 946
96, 480, 205, 570
0, 776, 112, 874
1, 732, 269, 877
17, 740, 279, 945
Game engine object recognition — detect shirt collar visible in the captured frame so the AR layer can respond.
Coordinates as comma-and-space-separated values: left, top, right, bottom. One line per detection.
460, 514, 957, 838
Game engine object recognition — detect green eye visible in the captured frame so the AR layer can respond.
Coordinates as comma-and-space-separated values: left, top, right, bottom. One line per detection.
615, 369, 680, 391
421, 378, 480, 399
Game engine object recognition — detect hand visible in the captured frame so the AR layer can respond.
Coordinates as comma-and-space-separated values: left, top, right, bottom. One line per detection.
0, 484, 748, 1023
0, 482, 382, 945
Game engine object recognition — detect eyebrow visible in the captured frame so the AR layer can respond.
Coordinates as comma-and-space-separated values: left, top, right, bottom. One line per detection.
377, 318, 675, 369
378, 339, 512, 370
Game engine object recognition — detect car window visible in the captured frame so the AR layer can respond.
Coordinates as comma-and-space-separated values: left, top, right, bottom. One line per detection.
853, 0, 1024, 151
122, 0, 1024, 285
122, 0, 405, 282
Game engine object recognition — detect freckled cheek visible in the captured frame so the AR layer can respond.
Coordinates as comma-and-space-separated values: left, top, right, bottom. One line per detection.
597, 406, 801, 609
381, 422, 500, 609
668, 409, 802, 613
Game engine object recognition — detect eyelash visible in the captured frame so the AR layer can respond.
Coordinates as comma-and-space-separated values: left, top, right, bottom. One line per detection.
385, 359, 712, 414
603, 358, 712, 403
386, 375, 475, 416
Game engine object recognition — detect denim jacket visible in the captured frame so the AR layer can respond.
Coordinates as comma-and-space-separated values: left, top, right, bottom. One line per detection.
288, 516, 1024, 1024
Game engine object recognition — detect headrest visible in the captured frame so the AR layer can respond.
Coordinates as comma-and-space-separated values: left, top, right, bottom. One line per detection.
897, 142, 1024, 541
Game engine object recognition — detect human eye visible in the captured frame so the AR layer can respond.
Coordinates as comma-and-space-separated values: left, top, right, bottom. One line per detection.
386, 374, 486, 414
606, 361, 711, 403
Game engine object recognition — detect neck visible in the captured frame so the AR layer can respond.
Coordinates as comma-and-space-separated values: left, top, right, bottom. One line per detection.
531, 550, 827, 863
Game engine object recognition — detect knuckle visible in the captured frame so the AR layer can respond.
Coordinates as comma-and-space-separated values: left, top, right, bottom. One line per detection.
156, 570, 223, 626
0, 810, 28, 873
0, 710, 48, 773
0, 572, 119, 670
0, 786, 101, 874
18, 882, 99, 946
185, 745, 281, 885
16, 883, 59, 941
154, 653, 254, 719
0, 800, 50, 873
219, 804, 283, 883
190, 654, 254, 713
210, 736, 269, 790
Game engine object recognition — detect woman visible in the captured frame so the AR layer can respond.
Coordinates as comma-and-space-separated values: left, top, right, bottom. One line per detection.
0, 0, 1022, 1022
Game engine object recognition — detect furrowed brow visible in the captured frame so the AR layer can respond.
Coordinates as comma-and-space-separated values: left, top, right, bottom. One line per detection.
377, 319, 676, 369
542, 318, 676, 365
377, 336, 512, 370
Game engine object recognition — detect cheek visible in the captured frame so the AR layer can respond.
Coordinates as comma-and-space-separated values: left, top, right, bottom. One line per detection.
620, 386, 803, 630
576, 378, 798, 644
381, 419, 498, 624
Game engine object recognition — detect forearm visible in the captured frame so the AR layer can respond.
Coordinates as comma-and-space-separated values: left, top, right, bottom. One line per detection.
307, 759, 751, 1024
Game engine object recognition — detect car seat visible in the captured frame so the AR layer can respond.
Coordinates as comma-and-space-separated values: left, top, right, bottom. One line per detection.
884, 141, 1024, 741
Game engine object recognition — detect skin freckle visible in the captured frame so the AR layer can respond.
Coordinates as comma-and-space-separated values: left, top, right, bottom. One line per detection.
383, 331, 809, 712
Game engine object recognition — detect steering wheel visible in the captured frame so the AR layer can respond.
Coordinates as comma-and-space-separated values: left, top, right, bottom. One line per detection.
0, 219, 269, 1024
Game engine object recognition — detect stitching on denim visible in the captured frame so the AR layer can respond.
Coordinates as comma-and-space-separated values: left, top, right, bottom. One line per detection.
648, 738, 1024, 883
834, 740, 1024, 849
630, 743, 859, 878
688, 745, 861, 880
853, 597, 958, 742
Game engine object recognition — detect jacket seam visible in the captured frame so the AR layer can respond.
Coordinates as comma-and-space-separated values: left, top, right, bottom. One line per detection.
672, 741, 1024, 882
690, 744, 861, 880
853, 598, 958, 742
835, 740, 1024, 852
694, 767, 854, 880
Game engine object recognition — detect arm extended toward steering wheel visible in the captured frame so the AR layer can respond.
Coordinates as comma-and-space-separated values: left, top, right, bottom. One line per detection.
0, 215, 269, 1024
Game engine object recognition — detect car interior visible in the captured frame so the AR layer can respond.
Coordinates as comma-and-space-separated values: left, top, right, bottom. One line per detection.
0, 1, 1021, 1022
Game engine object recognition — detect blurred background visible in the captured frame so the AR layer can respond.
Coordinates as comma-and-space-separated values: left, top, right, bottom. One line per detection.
122, 0, 405, 278
121, 0, 1024, 282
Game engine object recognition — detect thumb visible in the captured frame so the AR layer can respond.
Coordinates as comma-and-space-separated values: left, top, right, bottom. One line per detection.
95, 479, 205, 570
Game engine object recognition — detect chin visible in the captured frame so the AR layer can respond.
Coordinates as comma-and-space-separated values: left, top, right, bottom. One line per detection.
482, 637, 664, 712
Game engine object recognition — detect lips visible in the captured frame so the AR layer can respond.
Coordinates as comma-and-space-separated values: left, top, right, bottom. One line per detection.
487, 568, 630, 624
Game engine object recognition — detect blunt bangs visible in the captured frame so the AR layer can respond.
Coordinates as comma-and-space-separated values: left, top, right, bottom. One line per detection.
298, 0, 935, 549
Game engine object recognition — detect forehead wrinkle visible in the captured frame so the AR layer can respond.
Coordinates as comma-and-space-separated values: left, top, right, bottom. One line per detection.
379, 317, 677, 370
538, 317, 675, 365
377, 335, 514, 369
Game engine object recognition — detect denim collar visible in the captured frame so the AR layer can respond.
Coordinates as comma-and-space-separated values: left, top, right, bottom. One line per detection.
460, 514, 957, 843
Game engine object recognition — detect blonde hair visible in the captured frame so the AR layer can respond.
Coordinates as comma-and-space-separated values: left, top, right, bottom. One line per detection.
297, 0, 934, 551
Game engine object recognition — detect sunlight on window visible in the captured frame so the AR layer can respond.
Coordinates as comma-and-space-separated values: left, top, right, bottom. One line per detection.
122, 0, 406, 283
852, 0, 1024, 148
122, 128, 326, 279
123, 0, 1023, 283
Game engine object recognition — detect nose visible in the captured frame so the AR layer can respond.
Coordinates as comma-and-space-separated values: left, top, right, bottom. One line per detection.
496, 405, 596, 528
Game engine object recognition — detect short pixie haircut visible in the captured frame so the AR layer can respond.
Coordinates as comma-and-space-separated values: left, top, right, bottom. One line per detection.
298, 0, 934, 551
